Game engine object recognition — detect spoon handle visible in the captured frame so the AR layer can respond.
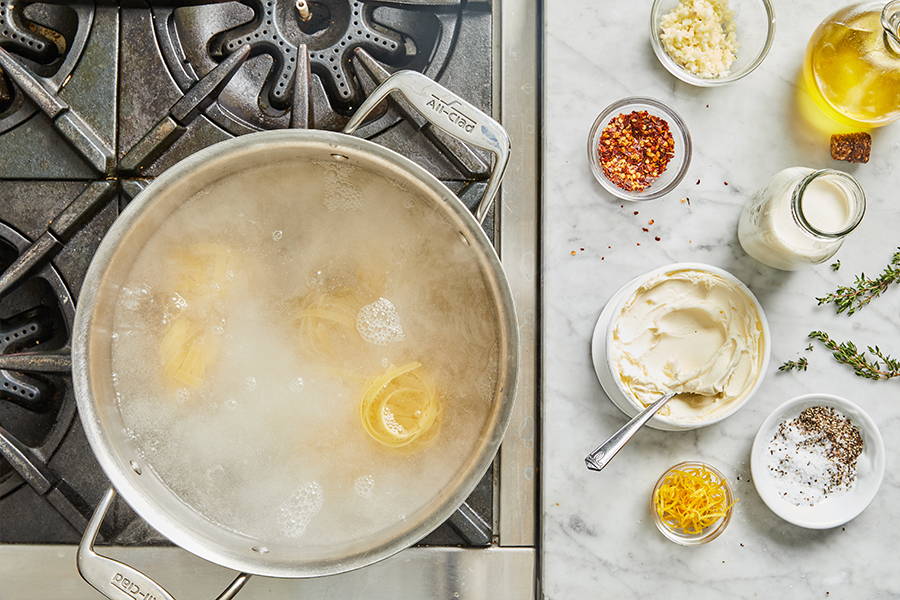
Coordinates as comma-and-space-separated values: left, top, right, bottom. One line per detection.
585, 392, 677, 472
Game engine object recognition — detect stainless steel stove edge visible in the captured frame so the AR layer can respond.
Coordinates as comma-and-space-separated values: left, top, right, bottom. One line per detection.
0, 545, 536, 599
495, 0, 539, 553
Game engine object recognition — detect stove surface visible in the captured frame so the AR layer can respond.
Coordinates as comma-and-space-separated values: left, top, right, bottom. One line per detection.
0, 0, 496, 548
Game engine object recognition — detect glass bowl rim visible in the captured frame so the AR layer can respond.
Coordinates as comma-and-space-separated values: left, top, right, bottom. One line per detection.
650, 460, 735, 545
649, 0, 777, 87
586, 96, 692, 202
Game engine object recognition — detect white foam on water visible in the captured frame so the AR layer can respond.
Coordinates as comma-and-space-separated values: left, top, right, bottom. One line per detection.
354, 474, 375, 499
356, 297, 405, 345
279, 481, 324, 538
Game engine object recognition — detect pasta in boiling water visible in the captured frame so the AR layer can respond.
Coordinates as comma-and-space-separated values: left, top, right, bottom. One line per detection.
293, 288, 362, 359
292, 266, 386, 360
360, 362, 440, 448
170, 242, 237, 302
159, 314, 220, 389
159, 242, 237, 388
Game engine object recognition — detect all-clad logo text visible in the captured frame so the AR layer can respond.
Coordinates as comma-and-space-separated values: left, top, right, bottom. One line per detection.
425, 94, 477, 133
111, 572, 163, 600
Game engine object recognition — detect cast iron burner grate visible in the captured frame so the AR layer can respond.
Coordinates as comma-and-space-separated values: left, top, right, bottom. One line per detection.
0, 0, 61, 65
0, 306, 56, 411
0, 221, 75, 499
0, 1, 92, 133
152, 0, 461, 134
210, 0, 404, 111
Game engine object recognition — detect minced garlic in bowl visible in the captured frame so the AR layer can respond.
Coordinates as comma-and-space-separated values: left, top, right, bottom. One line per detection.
659, 0, 737, 79
650, 0, 775, 86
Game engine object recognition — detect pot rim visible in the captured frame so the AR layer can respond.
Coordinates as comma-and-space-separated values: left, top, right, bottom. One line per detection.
72, 129, 519, 578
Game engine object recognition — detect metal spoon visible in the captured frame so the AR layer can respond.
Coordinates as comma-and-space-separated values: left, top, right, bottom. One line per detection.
584, 391, 677, 472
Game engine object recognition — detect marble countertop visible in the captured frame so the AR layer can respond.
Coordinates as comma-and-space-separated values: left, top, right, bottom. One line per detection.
541, 1, 900, 598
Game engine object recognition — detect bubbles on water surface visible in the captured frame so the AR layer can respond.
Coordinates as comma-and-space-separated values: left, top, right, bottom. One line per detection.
170, 292, 188, 311
175, 388, 191, 405
317, 160, 362, 211
289, 377, 305, 393
356, 297, 405, 345
119, 285, 153, 312
354, 474, 375, 499
279, 481, 324, 538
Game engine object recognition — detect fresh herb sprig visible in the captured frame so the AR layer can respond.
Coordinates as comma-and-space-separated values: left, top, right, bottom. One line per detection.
817, 249, 900, 315
778, 357, 809, 372
809, 331, 900, 380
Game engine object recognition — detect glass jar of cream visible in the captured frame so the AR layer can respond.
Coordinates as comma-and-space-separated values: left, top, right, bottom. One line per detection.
738, 168, 865, 270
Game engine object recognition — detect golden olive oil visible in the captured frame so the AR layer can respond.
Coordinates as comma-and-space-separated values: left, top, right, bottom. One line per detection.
804, 1, 900, 128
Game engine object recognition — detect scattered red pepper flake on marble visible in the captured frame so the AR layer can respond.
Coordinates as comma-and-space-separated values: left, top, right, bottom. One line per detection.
696, 178, 700, 185
655, 236, 661, 241
569, 250, 576, 256
648, 219, 655, 225
724, 181, 729, 186
642, 227, 649, 232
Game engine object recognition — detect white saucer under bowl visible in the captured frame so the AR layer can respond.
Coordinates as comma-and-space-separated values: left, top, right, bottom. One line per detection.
750, 393, 885, 529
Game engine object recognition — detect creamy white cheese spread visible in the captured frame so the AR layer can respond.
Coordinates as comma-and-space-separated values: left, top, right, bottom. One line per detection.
610, 269, 764, 423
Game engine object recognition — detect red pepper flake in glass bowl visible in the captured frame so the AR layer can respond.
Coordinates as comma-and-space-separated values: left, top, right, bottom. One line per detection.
587, 97, 691, 202
598, 111, 675, 192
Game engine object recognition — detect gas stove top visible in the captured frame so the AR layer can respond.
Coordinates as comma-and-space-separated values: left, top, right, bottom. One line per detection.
0, 1, 537, 597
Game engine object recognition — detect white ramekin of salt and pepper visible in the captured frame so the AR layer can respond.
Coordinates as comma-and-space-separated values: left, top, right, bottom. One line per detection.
751, 393, 885, 528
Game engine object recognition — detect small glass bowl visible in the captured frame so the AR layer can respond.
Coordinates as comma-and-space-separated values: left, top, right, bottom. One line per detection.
651, 461, 735, 545
650, 0, 776, 87
587, 97, 691, 202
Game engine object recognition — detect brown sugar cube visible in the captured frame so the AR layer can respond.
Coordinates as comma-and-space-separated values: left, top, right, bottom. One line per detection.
830, 132, 871, 164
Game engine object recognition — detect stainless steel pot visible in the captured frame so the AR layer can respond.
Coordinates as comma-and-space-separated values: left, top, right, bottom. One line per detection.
71, 71, 517, 599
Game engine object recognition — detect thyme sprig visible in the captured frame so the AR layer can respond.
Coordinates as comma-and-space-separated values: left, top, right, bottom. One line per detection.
809, 331, 900, 380
778, 357, 808, 372
817, 249, 900, 315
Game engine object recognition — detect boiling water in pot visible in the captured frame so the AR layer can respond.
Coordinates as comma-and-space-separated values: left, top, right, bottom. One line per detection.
109, 158, 499, 545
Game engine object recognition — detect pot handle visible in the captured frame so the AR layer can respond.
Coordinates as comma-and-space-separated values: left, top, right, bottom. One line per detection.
77, 488, 252, 600
343, 70, 510, 225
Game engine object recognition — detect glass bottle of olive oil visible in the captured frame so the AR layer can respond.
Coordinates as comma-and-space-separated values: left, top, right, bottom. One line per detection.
804, 0, 900, 128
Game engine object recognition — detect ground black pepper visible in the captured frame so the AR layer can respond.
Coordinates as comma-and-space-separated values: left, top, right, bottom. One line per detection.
767, 406, 863, 506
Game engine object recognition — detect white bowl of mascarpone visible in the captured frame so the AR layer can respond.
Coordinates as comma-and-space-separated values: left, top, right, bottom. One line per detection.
591, 263, 770, 431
